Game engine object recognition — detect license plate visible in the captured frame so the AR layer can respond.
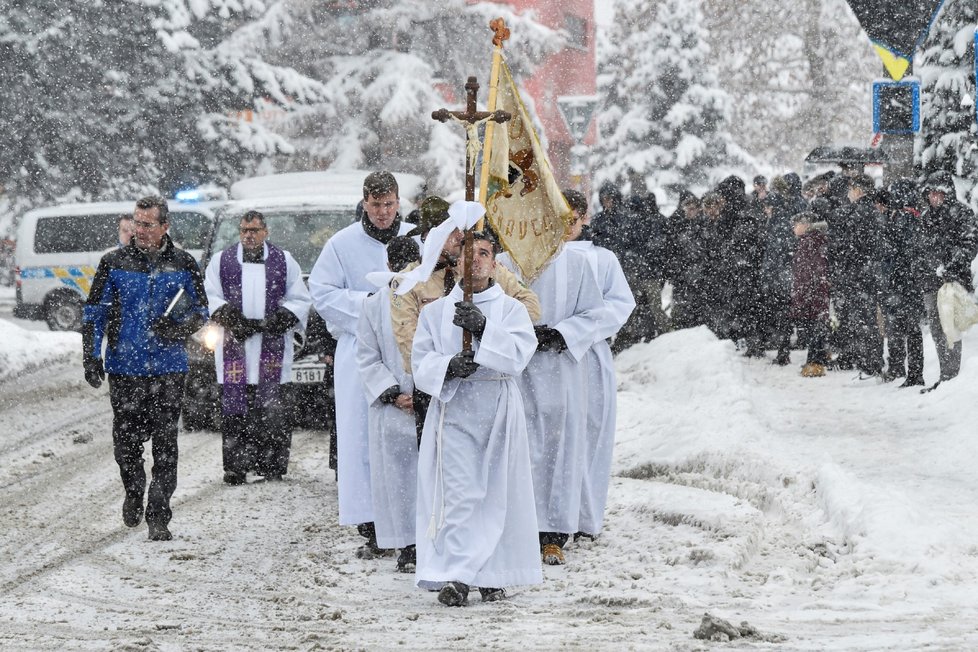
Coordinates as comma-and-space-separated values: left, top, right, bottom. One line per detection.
292, 364, 327, 384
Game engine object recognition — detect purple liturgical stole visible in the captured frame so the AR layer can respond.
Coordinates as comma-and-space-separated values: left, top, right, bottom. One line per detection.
219, 243, 288, 415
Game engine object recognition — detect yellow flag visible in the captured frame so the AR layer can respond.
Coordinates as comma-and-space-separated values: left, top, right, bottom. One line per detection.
480, 59, 574, 283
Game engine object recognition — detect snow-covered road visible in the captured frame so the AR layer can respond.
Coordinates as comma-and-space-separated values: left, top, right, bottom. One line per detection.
2, 318, 978, 650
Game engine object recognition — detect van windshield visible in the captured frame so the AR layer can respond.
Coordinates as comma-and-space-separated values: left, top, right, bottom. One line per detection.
210, 208, 356, 272
33, 210, 212, 254
35, 214, 118, 253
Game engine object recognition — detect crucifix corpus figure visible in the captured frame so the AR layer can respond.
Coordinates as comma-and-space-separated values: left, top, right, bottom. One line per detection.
431, 76, 510, 351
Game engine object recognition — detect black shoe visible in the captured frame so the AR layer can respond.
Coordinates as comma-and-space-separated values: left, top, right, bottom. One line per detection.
396, 545, 416, 573
223, 471, 245, 486
881, 368, 905, 383
921, 380, 942, 394
479, 587, 506, 602
898, 376, 924, 388
437, 581, 469, 607
147, 522, 172, 541
122, 494, 144, 528
573, 531, 595, 542
773, 351, 790, 366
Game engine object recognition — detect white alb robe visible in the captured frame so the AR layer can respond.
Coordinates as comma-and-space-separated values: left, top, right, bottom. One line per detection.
499, 247, 604, 534
412, 283, 542, 590
566, 240, 635, 535
309, 220, 413, 525
204, 243, 311, 384
356, 286, 417, 549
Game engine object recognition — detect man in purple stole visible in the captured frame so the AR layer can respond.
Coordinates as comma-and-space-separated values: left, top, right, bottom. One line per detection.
204, 211, 311, 484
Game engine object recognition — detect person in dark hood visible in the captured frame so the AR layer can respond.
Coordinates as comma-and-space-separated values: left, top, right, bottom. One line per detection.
917, 170, 978, 391
716, 176, 765, 348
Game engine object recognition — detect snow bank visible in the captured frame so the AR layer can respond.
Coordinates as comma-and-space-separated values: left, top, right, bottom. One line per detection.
611, 325, 978, 577
0, 320, 78, 382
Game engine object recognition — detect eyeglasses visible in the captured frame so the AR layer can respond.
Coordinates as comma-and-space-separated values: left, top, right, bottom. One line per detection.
133, 220, 161, 229
239, 227, 265, 234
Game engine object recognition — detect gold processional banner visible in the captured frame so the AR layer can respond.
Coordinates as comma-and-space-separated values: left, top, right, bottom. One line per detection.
480, 59, 574, 283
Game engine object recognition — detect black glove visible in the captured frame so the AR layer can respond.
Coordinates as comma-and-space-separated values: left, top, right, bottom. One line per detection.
151, 314, 205, 342
83, 355, 105, 389
262, 308, 300, 336
534, 325, 567, 352
211, 304, 263, 342
453, 301, 486, 337
445, 350, 479, 379
378, 385, 401, 405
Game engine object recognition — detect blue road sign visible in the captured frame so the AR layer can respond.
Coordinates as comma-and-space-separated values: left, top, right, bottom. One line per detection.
873, 79, 921, 134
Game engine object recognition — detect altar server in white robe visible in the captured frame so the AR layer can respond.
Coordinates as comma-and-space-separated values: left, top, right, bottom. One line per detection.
204, 210, 311, 484
309, 171, 414, 556
357, 236, 421, 573
412, 231, 541, 607
498, 239, 604, 566
563, 189, 635, 538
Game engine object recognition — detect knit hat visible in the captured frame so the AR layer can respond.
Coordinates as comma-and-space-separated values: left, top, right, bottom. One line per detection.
924, 171, 954, 195
406, 196, 450, 237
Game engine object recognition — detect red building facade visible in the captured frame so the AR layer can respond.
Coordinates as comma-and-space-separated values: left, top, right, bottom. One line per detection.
486, 0, 597, 188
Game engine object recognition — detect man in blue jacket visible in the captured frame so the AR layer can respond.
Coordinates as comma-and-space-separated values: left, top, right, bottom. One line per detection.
82, 195, 208, 541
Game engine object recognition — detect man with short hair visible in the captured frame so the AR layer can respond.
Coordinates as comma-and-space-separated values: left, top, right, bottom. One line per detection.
83, 195, 208, 541
309, 171, 414, 556
204, 210, 311, 485
358, 236, 422, 573
918, 171, 978, 391
117, 214, 134, 247
563, 189, 634, 539
499, 223, 604, 567
412, 230, 541, 606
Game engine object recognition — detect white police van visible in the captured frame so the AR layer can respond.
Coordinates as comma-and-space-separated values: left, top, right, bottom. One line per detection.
14, 200, 219, 331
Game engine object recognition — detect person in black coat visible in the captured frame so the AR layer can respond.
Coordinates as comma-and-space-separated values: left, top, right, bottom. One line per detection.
592, 179, 668, 352
716, 176, 765, 348
830, 174, 884, 376
917, 171, 978, 390
758, 176, 803, 364
664, 192, 710, 330
880, 178, 927, 386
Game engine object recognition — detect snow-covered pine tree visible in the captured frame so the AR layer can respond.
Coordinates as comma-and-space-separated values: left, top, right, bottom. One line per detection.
592, 0, 750, 201
916, 0, 977, 209
702, 0, 877, 171
0, 0, 327, 210
270, 0, 564, 197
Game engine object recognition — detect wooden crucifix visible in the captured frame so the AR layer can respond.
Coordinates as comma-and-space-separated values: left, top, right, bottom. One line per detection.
432, 76, 510, 351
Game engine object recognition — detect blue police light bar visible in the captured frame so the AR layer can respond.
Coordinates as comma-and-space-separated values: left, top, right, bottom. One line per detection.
873, 79, 920, 135
174, 188, 201, 202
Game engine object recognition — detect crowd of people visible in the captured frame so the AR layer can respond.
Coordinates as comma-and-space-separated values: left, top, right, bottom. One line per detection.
79, 164, 976, 606
590, 168, 978, 389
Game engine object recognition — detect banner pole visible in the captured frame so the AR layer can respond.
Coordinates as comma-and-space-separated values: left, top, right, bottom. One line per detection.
478, 19, 509, 213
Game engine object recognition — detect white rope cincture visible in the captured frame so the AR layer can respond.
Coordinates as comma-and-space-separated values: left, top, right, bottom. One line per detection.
426, 398, 448, 541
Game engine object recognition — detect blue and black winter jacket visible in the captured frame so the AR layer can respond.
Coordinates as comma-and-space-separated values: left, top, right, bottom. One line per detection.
83, 235, 207, 376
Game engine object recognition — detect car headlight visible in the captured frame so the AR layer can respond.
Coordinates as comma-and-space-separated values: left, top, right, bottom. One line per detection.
192, 322, 223, 351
